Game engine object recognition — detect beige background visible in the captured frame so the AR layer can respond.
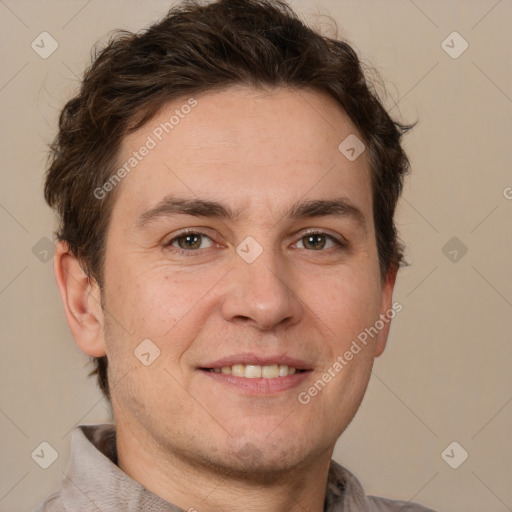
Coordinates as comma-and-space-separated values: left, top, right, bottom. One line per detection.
1, 1, 511, 511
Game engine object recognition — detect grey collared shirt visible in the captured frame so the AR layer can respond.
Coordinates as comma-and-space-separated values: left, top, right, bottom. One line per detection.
31, 424, 436, 512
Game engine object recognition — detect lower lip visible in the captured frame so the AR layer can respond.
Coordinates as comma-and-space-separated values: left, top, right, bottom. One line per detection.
200, 370, 311, 395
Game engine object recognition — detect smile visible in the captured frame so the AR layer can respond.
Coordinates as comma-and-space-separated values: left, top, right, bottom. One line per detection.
205, 364, 301, 379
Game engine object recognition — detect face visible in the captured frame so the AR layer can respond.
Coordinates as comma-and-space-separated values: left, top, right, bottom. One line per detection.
98, 86, 395, 476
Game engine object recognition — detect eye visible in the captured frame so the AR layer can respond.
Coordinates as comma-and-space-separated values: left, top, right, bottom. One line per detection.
167, 231, 215, 252
164, 229, 345, 256
295, 232, 344, 251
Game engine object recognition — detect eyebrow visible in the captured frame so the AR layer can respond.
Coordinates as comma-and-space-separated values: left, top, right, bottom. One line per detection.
136, 195, 367, 231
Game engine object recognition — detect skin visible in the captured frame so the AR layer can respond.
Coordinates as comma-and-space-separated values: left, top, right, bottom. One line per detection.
55, 85, 397, 512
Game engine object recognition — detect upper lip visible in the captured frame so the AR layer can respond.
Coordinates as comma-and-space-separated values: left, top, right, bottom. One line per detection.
200, 353, 312, 370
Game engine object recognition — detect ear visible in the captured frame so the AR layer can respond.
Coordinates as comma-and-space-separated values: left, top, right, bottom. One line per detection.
374, 264, 398, 358
53, 241, 106, 357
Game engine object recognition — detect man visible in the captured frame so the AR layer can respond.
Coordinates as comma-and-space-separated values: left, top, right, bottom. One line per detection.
34, 0, 435, 510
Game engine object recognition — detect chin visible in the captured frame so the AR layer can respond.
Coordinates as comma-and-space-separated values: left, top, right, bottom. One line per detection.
209, 450, 307, 484
199, 432, 326, 482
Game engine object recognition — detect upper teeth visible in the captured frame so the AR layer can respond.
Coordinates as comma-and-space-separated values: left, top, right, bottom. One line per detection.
212, 364, 296, 378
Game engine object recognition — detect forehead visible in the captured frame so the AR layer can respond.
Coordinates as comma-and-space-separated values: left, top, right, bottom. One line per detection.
111, 85, 372, 225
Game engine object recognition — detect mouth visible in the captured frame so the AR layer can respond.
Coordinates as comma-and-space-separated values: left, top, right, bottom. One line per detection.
201, 364, 305, 379
198, 356, 312, 395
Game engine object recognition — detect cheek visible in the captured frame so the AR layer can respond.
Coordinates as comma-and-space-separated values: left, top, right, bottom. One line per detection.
102, 262, 226, 362
306, 265, 382, 343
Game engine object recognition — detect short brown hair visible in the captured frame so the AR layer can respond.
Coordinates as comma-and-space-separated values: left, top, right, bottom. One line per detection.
45, 0, 413, 401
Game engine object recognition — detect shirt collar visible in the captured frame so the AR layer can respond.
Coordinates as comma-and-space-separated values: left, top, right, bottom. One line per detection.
59, 424, 372, 512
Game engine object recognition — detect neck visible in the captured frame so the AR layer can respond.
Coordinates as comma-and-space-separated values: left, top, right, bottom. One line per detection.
116, 422, 332, 512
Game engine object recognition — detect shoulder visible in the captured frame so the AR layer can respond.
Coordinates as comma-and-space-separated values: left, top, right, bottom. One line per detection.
367, 495, 438, 512
327, 460, 437, 512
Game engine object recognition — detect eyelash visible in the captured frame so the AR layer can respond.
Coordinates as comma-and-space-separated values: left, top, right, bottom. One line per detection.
165, 229, 346, 256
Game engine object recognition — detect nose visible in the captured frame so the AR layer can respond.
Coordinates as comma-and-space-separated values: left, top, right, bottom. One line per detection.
220, 246, 303, 331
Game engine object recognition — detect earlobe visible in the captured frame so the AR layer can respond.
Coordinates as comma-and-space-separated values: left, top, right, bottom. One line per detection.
374, 264, 398, 358
53, 241, 107, 357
